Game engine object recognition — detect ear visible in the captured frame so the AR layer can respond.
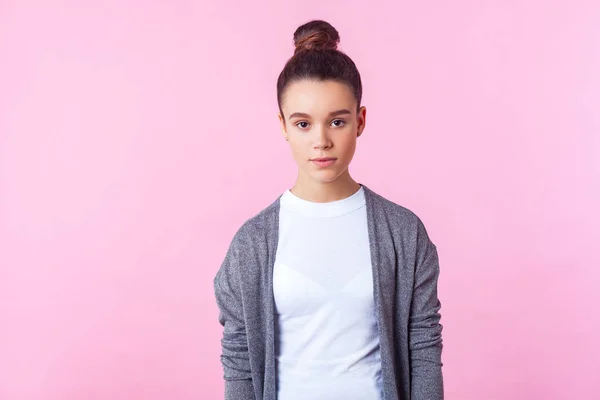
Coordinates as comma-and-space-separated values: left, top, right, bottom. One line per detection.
357, 106, 367, 137
278, 113, 288, 138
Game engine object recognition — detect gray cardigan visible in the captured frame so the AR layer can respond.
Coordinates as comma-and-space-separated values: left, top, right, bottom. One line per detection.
213, 183, 444, 399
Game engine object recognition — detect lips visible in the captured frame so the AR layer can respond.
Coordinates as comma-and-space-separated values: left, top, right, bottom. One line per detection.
311, 157, 337, 162
311, 157, 337, 168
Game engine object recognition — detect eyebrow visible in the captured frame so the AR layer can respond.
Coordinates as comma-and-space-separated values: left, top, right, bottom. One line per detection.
288, 109, 352, 119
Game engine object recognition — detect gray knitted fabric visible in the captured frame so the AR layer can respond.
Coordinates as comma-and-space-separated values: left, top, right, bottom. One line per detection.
214, 183, 444, 399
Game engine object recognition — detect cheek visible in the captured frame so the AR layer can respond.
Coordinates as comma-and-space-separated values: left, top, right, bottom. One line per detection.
289, 143, 308, 161
336, 134, 357, 152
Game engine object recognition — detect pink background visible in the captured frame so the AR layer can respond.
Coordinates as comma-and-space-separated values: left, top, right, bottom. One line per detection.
1, 1, 599, 399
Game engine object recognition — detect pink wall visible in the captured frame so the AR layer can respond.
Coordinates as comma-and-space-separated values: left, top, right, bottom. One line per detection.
1, 1, 599, 399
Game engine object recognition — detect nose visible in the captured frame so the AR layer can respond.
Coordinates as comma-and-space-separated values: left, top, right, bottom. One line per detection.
313, 126, 332, 150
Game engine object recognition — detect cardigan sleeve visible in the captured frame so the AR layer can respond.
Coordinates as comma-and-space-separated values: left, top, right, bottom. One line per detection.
409, 221, 444, 399
214, 237, 256, 400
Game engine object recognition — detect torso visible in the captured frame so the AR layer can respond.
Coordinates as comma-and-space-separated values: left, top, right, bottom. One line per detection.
273, 186, 383, 400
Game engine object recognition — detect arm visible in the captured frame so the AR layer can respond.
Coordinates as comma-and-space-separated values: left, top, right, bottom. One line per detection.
214, 239, 255, 400
409, 234, 444, 399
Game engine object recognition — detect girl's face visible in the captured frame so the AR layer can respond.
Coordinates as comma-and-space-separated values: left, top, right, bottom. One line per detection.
278, 79, 366, 185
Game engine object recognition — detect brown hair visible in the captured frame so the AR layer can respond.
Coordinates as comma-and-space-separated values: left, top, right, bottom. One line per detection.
276, 20, 363, 120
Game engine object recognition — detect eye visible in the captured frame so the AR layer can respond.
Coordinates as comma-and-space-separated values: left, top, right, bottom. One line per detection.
331, 119, 346, 127
295, 121, 310, 129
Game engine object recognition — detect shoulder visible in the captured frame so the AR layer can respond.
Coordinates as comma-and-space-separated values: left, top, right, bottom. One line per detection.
363, 184, 436, 263
230, 194, 280, 248
363, 184, 431, 238
215, 194, 281, 283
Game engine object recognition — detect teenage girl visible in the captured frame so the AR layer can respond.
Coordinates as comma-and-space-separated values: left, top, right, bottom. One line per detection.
214, 19, 444, 400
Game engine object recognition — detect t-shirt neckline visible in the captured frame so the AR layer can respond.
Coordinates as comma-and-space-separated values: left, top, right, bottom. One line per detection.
280, 185, 366, 218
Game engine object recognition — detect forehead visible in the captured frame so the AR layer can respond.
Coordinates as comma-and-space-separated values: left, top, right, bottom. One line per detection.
282, 79, 355, 117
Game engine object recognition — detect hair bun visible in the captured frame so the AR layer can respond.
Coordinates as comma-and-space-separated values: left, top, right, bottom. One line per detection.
293, 20, 340, 54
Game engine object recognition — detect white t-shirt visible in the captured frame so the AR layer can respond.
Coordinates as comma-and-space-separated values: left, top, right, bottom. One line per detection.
273, 185, 383, 400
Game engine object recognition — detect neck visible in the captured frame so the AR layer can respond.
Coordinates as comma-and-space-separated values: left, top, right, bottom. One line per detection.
289, 169, 361, 203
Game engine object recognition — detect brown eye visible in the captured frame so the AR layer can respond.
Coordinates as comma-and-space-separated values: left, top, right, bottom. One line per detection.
296, 121, 310, 129
331, 119, 346, 127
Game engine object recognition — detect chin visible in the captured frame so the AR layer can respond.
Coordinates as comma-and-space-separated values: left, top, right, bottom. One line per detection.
309, 171, 343, 184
